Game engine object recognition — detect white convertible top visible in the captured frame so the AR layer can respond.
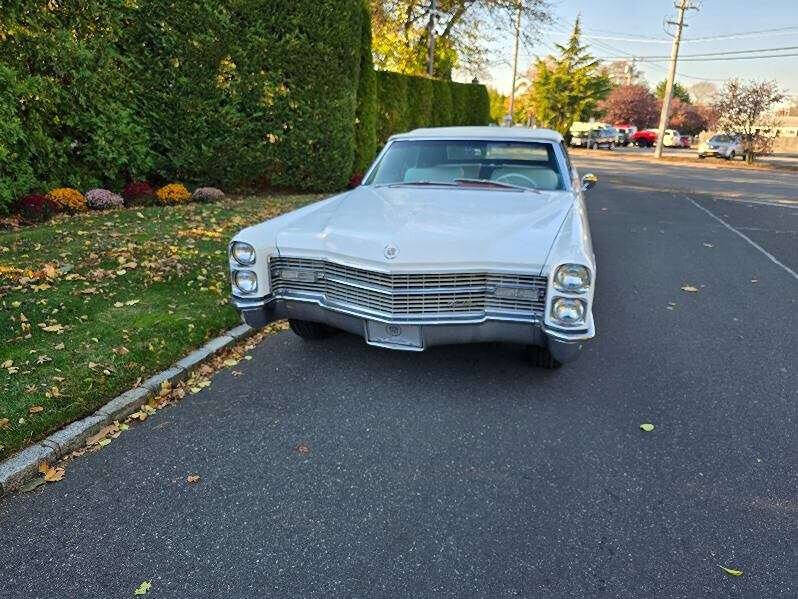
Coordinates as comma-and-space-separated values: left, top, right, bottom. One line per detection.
392, 126, 563, 143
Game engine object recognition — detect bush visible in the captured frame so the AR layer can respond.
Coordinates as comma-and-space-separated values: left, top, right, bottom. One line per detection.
85, 189, 124, 210
376, 71, 409, 145
122, 181, 155, 206
405, 76, 434, 130
47, 188, 86, 212
155, 183, 191, 205
431, 80, 454, 127
191, 187, 225, 203
16, 194, 58, 223
353, 2, 378, 176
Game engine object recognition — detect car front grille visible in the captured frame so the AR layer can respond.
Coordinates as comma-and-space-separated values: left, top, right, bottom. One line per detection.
269, 257, 547, 320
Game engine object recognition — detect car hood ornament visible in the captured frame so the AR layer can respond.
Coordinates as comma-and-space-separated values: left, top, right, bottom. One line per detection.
384, 243, 399, 260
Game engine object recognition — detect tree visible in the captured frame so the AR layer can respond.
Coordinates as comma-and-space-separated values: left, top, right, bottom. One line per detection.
600, 84, 659, 128
602, 60, 644, 87
712, 79, 786, 163
522, 18, 612, 134
487, 87, 508, 124
688, 81, 717, 105
667, 98, 710, 136
655, 80, 691, 104
369, 0, 551, 79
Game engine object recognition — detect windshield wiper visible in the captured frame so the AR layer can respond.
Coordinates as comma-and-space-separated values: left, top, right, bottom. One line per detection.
454, 178, 538, 192
384, 180, 459, 188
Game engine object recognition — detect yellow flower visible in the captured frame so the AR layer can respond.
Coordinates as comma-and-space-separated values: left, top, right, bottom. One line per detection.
47, 188, 86, 212
155, 183, 191, 205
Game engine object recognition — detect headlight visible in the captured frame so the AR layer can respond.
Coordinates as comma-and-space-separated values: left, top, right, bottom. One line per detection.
233, 270, 257, 294
551, 297, 586, 326
553, 264, 590, 294
231, 241, 256, 266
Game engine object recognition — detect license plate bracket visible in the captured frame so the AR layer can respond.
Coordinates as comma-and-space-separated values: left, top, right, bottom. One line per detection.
365, 321, 423, 350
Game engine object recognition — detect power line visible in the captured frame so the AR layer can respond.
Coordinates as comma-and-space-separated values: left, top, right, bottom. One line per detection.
542, 25, 798, 45
620, 45, 798, 60
638, 52, 798, 63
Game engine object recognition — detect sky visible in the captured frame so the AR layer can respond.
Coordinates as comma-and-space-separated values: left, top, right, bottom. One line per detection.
482, 0, 798, 101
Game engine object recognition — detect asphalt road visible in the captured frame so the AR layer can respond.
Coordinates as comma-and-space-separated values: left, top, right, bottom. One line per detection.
2, 159, 797, 598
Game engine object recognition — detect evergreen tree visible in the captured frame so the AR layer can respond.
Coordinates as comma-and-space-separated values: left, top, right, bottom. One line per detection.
525, 18, 612, 134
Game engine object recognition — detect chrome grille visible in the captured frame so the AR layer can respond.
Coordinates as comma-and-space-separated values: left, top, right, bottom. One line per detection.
269, 257, 547, 320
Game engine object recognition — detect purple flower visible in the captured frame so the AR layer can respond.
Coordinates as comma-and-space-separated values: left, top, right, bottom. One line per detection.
85, 189, 124, 210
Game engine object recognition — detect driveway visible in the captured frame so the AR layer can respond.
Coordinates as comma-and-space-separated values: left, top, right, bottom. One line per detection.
2, 159, 796, 598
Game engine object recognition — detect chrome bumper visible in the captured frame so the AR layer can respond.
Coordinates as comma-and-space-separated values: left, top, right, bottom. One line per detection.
233, 295, 590, 363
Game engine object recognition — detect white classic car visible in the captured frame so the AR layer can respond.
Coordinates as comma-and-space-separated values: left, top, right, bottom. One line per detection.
229, 127, 597, 367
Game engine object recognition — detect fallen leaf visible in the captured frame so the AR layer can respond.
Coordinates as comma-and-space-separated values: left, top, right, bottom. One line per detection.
702, 242, 714, 248
223, 358, 239, 367
719, 566, 743, 577
293, 442, 310, 456
680, 285, 699, 293
640, 423, 655, 432
125, 299, 141, 306
1, 359, 12, 368
28, 405, 44, 414
98, 438, 111, 447
41, 465, 65, 482
187, 474, 201, 484
133, 581, 152, 595
114, 302, 124, 308
0, 418, 10, 429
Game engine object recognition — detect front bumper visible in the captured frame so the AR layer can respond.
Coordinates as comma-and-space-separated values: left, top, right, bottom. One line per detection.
233, 295, 591, 363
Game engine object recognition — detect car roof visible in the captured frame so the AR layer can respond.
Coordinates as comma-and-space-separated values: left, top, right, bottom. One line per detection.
391, 126, 563, 143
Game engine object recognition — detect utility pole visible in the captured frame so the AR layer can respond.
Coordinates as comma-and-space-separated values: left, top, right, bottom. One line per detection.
427, 0, 437, 77
654, 0, 698, 158
508, 2, 522, 124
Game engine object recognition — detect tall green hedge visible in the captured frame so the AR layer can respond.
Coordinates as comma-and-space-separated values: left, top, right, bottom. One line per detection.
0, 0, 491, 211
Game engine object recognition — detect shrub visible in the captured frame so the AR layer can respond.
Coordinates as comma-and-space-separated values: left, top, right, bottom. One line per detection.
122, 181, 154, 206
353, 2, 378, 175
405, 76, 434, 131
16, 194, 58, 223
85, 188, 124, 210
376, 71, 409, 145
47, 188, 86, 212
155, 183, 191, 205
191, 187, 225, 203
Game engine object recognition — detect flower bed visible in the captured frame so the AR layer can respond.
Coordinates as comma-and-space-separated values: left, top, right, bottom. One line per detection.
47, 188, 86, 212
86, 189, 124, 210
155, 183, 191, 205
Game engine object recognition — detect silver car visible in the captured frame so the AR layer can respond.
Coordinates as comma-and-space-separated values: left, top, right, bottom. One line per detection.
698, 134, 744, 160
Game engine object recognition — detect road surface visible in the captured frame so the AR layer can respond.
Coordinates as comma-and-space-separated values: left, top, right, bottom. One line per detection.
1, 158, 796, 598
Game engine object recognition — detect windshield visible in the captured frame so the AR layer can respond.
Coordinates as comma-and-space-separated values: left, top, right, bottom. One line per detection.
365, 139, 565, 191
710, 135, 732, 143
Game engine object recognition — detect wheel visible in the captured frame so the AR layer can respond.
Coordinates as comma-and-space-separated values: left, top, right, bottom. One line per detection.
698, 154, 705, 159
608, 142, 615, 151
727, 150, 735, 160
288, 319, 335, 340
527, 345, 562, 369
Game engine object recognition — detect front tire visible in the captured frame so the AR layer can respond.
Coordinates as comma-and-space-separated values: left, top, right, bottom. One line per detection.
289, 319, 335, 340
727, 150, 735, 160
527, 345, 562, 369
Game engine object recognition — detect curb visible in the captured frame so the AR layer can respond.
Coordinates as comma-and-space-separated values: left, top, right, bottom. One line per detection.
0, 323, 254, 497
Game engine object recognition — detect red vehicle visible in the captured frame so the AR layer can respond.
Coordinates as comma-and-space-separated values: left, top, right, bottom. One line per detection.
631, 130, 656, 147
679, 135, 692, 148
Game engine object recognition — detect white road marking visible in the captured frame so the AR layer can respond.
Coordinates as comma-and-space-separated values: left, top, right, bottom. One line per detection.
685, 195, 798, 281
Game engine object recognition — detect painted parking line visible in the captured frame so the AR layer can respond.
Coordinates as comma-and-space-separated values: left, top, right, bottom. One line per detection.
685, 194, 798, 281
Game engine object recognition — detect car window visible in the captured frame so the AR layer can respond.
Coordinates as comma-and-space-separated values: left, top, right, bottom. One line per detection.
710, 135, 731, 143
366, 139, 565, 191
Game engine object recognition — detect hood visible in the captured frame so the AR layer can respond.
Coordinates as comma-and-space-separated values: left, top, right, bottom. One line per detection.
273, 185, 574, 273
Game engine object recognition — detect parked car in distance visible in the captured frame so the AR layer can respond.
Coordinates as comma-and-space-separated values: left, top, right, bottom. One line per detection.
631, 129, 656, 147
580, 127, 616, 150
614, 129, 629, 147
229, 127, 597, 368
679, 134, 692, 148
662, 129, 683, 148
615, 124, 637, 144
698, 134, 745, 160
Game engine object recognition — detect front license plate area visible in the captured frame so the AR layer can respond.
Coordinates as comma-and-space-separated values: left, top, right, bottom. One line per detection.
366, 321, 423, 350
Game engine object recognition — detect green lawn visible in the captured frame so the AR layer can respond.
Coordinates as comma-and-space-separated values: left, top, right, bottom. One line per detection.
0, 193, 320, 460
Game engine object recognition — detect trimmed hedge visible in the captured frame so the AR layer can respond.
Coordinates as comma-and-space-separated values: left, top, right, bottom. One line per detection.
0, 0, 491, 212
374, 73, 491, 148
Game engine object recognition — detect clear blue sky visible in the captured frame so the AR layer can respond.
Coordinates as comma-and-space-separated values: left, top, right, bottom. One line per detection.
484, 0, 798, 100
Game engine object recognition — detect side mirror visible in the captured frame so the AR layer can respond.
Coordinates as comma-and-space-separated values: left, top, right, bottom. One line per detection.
581, 173, 598, 192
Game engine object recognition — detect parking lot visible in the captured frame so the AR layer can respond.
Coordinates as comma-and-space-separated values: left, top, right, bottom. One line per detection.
1, 157, 796, 598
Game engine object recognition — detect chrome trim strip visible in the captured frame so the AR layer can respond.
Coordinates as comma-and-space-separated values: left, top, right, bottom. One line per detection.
273, 291, 541, 326
322, 273, 494, 296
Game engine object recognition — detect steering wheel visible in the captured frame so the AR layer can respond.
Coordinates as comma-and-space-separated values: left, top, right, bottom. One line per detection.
494, 173, 538, 188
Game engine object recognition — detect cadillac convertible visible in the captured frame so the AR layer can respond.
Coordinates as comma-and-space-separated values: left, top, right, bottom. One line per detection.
229, 127, 597, 368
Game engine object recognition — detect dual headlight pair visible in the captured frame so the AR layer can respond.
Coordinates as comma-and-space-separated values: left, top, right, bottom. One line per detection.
231, 241, 257, 294
550, 264, 590, 327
